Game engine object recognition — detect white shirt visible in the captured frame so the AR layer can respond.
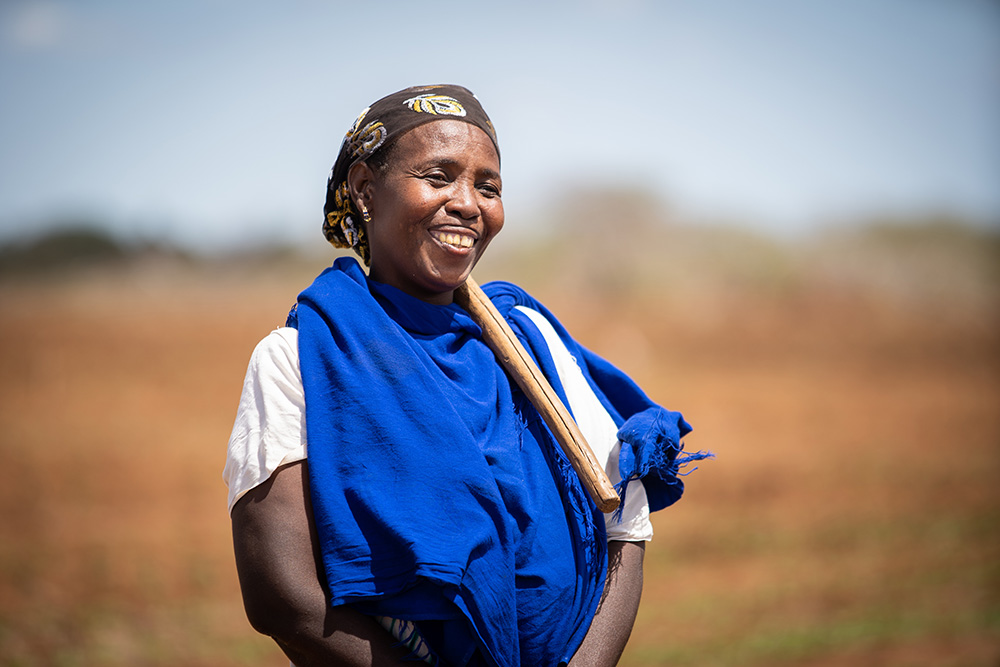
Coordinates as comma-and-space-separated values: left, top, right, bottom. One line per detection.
224, 307, 652, 542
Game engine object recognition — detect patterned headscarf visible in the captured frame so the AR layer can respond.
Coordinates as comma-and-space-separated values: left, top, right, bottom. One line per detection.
323, 84, 500, 264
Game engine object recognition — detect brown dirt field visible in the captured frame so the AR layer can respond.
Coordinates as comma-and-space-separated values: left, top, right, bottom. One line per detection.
0, 249, 997, 666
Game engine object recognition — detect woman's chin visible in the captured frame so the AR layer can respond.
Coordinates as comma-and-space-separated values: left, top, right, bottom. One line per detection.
428, 253, 478, 287
434, 270, 473, 297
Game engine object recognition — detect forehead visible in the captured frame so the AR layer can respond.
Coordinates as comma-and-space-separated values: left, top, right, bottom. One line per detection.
391, 120, 500, 171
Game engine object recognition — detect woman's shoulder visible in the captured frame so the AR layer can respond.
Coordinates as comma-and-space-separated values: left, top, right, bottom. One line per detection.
481, 280, 557, 324
253, 326, 298, 353
247, 327, 300, 377
481, 279, 537, 306
482, 280, 570, 338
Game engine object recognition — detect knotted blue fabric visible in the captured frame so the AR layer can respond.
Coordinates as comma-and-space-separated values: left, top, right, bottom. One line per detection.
291, 257, 701, 666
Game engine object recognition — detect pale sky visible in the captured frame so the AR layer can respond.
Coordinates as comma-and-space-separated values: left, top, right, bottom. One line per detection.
1, 0, 998, 249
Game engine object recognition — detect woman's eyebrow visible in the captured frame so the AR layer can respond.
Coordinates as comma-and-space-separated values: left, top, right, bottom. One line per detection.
479, 167, 502, 182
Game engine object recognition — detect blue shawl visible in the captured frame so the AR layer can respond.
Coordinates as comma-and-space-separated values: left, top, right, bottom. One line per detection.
291, 257, 703, 666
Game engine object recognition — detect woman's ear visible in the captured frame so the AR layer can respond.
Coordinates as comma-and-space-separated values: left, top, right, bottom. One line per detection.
347, 162, 376, 211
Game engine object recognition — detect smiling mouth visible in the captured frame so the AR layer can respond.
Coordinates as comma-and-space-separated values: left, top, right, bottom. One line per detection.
432, 231, 476, 249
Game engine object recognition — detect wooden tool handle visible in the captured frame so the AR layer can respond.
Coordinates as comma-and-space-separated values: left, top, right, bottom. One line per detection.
454, 278, 621, 513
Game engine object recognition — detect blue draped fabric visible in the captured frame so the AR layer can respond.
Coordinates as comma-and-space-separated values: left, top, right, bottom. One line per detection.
486, 284, 711, 516
291, 257, 703, 666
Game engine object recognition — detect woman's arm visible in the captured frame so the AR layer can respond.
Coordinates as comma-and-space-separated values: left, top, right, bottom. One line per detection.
568, 540, 645, 667
231, 461, 410, 666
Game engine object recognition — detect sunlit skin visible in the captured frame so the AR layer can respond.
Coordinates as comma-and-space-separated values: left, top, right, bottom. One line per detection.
347, 120, 504, 305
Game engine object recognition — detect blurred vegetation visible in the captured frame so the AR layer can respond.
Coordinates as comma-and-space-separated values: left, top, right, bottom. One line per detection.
4, 199, 996, 311
480, 189, 1000, 328
0, 227, 126, 275
0, 226, 190, 279
802, 216, 1000, 311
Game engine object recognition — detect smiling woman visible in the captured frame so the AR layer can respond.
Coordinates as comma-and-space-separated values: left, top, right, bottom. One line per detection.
224, 84, 708, 666
354, 119, 504, 304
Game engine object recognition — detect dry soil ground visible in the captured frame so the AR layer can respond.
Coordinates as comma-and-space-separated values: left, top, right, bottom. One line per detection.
0, 248, 997, 666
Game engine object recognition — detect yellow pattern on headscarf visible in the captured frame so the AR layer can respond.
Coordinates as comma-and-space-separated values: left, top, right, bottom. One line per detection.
345, 106, 371, 139
349, 121, 387, 160
403, 94, 467, 117
322, 181, 370, 265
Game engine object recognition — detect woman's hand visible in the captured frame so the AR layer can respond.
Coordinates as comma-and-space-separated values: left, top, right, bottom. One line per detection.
568, 540, 645, 667
230, 461, 411, 666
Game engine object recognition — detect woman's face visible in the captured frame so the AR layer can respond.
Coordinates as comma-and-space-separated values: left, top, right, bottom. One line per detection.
359, 120, 503, 305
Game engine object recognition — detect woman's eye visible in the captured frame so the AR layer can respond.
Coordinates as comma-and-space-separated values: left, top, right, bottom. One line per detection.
478, 183, 501, 197
424, 171, 449, 184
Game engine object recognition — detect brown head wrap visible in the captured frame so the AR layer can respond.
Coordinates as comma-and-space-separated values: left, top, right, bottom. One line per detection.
323, 84, 500, 264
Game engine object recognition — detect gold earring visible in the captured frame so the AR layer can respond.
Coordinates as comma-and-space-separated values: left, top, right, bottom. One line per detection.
359, 201, 372, 224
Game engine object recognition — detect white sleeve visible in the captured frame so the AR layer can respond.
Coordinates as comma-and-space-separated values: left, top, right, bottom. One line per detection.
514, 307, 653, 542
223, 327, 308, 514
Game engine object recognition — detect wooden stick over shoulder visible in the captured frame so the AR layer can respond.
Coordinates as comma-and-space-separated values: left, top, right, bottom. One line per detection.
454, 278, 620, 514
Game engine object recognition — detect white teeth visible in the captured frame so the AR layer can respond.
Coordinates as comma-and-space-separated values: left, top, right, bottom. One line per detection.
436, 232, 474, 248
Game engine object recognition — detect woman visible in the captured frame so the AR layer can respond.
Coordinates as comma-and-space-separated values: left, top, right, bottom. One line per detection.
225, 85, 707, 666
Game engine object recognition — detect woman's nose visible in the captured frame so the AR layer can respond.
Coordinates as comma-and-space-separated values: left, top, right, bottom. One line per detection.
447, 180, 480, 219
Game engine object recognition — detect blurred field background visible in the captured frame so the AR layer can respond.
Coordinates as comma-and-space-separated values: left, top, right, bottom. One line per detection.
2, 0, 998, 664
0, 194, 997, 665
